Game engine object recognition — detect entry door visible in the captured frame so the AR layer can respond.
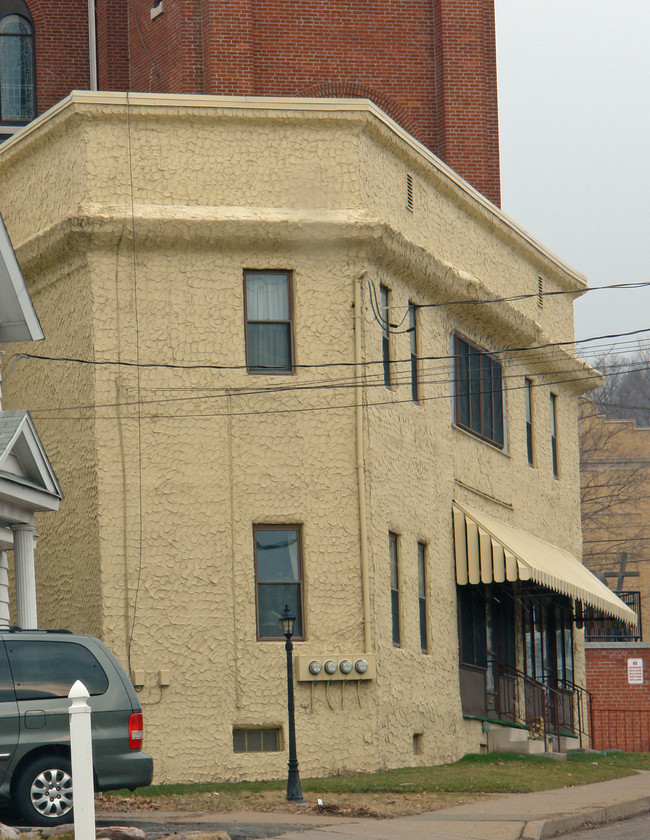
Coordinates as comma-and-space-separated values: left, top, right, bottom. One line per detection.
0, 641, 19, 785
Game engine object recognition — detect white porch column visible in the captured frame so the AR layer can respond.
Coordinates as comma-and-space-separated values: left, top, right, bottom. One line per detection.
0, 551, 9, 626
12, 524, 37, 629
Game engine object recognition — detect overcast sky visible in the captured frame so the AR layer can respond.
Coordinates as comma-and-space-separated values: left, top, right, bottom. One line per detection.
494, 0, 650, 356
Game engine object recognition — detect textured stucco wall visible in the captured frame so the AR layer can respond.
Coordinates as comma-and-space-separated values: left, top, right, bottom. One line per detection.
0, 96, 591, 781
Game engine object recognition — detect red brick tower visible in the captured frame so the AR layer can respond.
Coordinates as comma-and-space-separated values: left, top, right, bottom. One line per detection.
17, 0, 500, 205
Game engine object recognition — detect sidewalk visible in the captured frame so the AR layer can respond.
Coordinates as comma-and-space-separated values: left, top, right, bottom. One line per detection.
97, 770, 650, 840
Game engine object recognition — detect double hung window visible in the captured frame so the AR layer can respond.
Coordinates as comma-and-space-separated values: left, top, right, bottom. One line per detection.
244, 270, 293, 373
254, 525, 303, 640
0, 2, 35, 126
454, 334, 504, 448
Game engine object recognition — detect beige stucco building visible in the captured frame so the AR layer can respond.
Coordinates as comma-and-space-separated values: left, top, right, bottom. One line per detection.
0, 93, 634, 782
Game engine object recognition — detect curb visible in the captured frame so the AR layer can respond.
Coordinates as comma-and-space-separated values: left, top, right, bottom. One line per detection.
521, 795, 650, 839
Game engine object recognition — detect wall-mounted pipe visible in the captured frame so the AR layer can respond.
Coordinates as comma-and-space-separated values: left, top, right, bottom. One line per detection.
88, 0, 98, 90
354, 273, 372, 653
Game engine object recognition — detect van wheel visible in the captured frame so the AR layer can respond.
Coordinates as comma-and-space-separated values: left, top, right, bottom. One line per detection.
14, 756, 74, 826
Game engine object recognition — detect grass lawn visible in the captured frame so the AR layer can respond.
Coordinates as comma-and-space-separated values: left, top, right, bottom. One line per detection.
98, 752, 650, 818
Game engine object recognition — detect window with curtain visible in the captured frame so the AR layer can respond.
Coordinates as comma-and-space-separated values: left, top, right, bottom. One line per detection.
244, 270, 293, 373
0, 3, 36, 125
454, 333, 504, 448
254, 525, 303, 640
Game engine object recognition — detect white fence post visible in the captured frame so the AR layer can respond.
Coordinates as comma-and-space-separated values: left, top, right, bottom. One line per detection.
69, 680, 96, 840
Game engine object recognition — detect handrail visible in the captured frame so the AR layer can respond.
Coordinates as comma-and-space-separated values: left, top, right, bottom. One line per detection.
490, 661, 593, 750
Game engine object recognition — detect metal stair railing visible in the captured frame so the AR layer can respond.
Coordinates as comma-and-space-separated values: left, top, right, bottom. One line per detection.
491, 661, 593, 750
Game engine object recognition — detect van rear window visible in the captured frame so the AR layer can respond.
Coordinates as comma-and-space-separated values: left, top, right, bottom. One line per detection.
6, 641, 109, 699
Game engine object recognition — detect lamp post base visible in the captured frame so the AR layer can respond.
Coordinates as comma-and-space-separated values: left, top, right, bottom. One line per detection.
287, 761, 303, 802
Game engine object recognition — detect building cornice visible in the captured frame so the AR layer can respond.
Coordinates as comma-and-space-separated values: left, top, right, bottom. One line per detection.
13, 203, 597, 392
2, 91, 588, 292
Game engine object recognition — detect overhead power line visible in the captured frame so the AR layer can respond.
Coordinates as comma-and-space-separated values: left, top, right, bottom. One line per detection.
9, 326, 650, 374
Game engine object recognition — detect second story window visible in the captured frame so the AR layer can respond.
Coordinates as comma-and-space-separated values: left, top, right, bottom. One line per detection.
454, 334, 504, 448
380, 284, 391, 388
0, 2, 36, 126
244, 270, 293, 373
550, 392, 559, 478
525, 378, 534, 466
409, 303, 419, 402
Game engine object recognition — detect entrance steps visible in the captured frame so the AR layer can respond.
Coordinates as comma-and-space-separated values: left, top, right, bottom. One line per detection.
487, 725, 546, 754
487, 725, 579, 756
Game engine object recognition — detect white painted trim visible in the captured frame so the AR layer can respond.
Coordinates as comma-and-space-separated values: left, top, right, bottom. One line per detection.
0, 216, 44, 342
0, 413, 62, 499
1, 91, 588, 289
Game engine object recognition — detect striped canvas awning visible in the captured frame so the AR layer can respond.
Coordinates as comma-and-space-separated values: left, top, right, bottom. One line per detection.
453, 501, 637, 626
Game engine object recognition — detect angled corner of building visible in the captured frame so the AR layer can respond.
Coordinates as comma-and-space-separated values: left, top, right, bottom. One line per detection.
0, 92, 629, 780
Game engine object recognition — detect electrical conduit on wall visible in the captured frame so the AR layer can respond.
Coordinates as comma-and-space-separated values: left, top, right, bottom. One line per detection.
354, 273, 372, 654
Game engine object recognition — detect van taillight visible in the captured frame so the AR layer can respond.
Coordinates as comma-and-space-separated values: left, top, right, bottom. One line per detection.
129, 712, 144, 750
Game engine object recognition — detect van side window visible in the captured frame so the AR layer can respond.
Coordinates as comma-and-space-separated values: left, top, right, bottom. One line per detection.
0, 642, 15, 702
6, 641, 109, 699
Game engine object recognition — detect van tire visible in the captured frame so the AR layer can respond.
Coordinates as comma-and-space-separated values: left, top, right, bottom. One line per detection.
14, 755, 74, 826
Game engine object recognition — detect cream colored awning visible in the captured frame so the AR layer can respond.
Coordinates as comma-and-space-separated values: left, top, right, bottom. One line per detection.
453, 501, 637, 625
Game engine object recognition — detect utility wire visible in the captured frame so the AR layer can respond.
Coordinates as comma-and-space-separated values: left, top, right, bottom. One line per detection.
28, 363, 640, 422
9, 326, 650, 374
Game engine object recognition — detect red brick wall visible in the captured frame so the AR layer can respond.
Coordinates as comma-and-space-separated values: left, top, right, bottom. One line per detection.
29, 0, 91, 114
27, 0, 500, 204
586, 647, 650, 751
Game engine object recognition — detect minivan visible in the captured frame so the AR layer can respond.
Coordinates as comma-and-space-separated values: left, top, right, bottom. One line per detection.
0, 628, 153, 825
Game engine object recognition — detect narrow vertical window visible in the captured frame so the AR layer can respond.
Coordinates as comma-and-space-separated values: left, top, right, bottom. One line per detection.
417, 542, 427, 652
550, 392, 558, 478
244, 270, 293, 373
0, 10, 36, 124
380, 284, 391, 388
254, 525, 303, 640
525, 378, 534, 466
459, 586, 487, 667
409, 303, 419, 402
389, 532, 400, 646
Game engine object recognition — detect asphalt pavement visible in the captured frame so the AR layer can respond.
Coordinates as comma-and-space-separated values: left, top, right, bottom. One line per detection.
94, 769, 650, 840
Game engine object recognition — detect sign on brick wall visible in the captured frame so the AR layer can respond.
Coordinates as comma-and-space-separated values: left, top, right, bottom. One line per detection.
627, 658, 644, 685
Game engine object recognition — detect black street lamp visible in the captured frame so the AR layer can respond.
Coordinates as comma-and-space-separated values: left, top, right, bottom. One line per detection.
279, 604, 303, 802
